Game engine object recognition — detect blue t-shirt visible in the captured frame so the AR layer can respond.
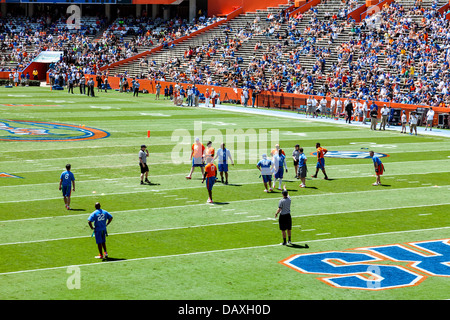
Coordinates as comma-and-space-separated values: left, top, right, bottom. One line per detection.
88, 209, 113, 231
277, 154, 286, 168
372, 156, 382, 166
299, 153, 307, 167
60, 170, 75, 187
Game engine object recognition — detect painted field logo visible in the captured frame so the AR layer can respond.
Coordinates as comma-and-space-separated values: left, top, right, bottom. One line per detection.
280, 239, 450, 290
0, 120, 109, 141
310, 151, 389, 159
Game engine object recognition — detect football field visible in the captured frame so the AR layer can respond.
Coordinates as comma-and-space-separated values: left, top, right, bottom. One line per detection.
0, 87, 449, 301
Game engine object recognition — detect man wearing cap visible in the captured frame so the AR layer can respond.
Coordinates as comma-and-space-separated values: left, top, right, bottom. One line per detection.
275, 188, 292, 245
379, 104, 390, 130
139, 144, 150, 185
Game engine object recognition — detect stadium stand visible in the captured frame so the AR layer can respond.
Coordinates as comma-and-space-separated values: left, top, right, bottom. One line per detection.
1, 0, 450, 113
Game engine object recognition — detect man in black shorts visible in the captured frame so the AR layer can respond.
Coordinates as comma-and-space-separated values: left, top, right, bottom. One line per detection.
275, 189, 292, 245
139, 144, 150, 185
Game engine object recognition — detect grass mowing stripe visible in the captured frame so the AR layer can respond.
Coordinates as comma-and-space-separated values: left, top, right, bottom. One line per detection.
1, 203, 449, 245
0, 225, 448, 276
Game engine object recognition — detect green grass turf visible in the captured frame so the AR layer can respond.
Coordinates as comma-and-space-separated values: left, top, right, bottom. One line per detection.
0, 87, 449, 300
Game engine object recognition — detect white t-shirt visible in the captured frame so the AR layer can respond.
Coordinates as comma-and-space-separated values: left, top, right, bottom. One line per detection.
427, 109, 434, 121
216, 148, 232, 164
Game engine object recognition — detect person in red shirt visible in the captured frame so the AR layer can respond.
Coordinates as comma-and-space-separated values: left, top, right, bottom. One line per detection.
311, 142, 329, 180
202, 157, 217, 204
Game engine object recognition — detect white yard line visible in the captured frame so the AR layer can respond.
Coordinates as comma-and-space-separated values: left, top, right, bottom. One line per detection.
1, 202, 449, 245
0, 226, 448, 276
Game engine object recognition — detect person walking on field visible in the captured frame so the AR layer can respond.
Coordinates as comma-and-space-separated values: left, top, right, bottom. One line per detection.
311, 142, 329, 180
59, 164, 75, 210
88, 202, 113, 259
214, 142, 234, 184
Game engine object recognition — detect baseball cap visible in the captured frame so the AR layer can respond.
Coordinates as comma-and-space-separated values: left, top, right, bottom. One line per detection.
141, 145, 146, 148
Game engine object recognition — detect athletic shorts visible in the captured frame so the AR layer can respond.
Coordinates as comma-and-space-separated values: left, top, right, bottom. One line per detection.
298, 165, 307, 178
218, 163, 228, 172
140, 163, 149, 174
279, 214, 292, 231
94, 229, 107, 244
375, 163, 384, 176
293, 160, 299, 166
274, 167, 284, 179
192, 157, 205, 167
316, 158, 325, 169
206, 176, 215, 190
62, 185, 72, 197
262, 175, 272, 183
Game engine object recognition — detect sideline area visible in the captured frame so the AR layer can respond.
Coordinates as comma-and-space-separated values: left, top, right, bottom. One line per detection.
198, 103, 450, 138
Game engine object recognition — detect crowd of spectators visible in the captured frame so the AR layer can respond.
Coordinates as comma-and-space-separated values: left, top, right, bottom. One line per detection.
3, 0, 450, 107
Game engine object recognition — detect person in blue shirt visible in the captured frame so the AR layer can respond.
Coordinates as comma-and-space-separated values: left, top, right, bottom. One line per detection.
369, 151, 384, 186
59, 164, 75, 210
88, 202, 113, 259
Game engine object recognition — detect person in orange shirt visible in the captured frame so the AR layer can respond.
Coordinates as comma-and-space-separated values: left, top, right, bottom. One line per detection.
186, 137, 205, 179
311, 142, 329, 180
205, 141, 215, 162
202, 157, 217, 204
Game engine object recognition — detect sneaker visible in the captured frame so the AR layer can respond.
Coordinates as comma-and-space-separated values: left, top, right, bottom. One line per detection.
264, 189, 268, 193
140, 181, 144, 185
281, 242, 287, 246
278, 187, 282, 190
299, 184, 306, 188
67, 206, 71, 210
95, 255, 103, 259
185, 176, 191, 180
104, 252, 108, 259
269, 188, 273, 192
145, 179, 150, 184
288, 241, 292, 245
311, 175, 317, 178
372, 182, 380, 186
324, 177, 329, 180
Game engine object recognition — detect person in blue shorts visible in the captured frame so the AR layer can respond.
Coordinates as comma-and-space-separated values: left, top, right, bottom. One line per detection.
257, 154, 274, 193
59, 164, 75, 210
273, 149, 288, 190
88, 202, 113, 259
214, 142, 234, 184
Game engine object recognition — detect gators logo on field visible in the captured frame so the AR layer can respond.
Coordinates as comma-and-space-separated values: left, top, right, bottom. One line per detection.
280, 239, 450, 290
310, 151, 389, 159
0, 172, 24, 178
0, 119, 109, 141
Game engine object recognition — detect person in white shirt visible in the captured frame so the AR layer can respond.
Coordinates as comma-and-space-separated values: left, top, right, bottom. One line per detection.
214, 143, 234, 184
379, 104, 390, 130
311, 97, 318, 118
330, 97, 336, 117
401, 110, 407, 133
425, 107, 434, 131
336, 99, 343, 118
319, 97, 327, 118
306, 96, 313, 118
409, 111, 418, 135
